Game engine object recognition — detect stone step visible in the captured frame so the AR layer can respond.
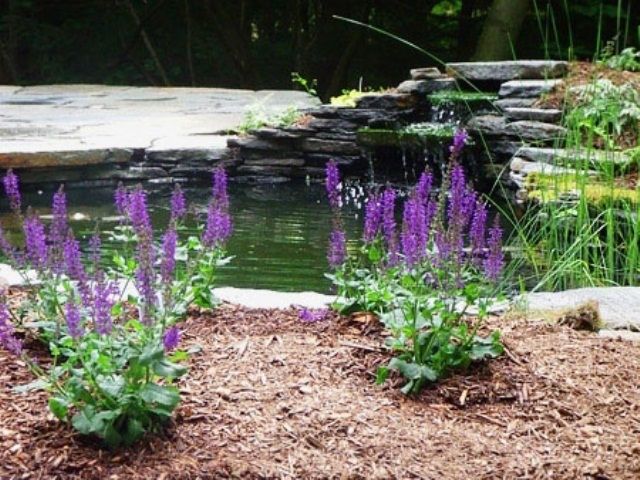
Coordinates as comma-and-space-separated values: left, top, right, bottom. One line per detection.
354, 93, 418, 110
515, 146, 631, 167
243, 158, 306, 167
498, 79, 563, 98
0, 147, 133, 169
468, 115, 566, 142
446, 60, 569, 82
299, 138, 360, 155
509, 157, 595, 190
503, 107, 562, 123
409, 67, 444, 80
494, 98, 536, 109
396, 78, 456, 94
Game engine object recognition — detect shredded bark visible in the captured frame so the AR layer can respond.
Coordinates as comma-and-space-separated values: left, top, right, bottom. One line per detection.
1, 303, 639, 479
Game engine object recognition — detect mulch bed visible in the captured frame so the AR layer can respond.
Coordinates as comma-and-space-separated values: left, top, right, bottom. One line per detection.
1, 302, 640, 479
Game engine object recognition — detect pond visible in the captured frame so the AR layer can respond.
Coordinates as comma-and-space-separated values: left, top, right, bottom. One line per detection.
1, 180, 364, 293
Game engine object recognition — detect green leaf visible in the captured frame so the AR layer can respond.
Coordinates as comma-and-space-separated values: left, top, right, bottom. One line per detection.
469, 333, 504, 361
13, 378, 48, 393
367, 245, 382, 263
375, 366, 389, 385
124, 417, 145, 446
139, 383, 180, 411
139, 345, 165, 367
153, 359, 187, 378
400, 380, 415, 395
169, 350, 189, 362
72, 407, 96, 435
389, 358, 421, 380
97, 375, 126, 398
419, 365, 438, 382
111, 302, 123, 317
48, 396, 70, 420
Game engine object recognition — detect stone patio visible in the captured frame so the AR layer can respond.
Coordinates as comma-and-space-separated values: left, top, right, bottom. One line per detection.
0, 85, 319, 183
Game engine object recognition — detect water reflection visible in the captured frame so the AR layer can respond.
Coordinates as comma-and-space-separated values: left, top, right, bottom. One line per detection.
0, 181, 363, 293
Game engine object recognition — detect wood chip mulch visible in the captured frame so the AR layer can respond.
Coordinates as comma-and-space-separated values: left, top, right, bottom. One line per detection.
1, 304, 640, 479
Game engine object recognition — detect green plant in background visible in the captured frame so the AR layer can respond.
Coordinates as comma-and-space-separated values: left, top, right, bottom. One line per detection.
330, 84, 389, 108
291, 72, 318, 97
236, 105, 301, 134
564, 79, 640, 149
330, 89, 367, 107
599, 40, 640, 71
428, 91, 498, 107
324, 132, 505, 394
0, 168, 232, 447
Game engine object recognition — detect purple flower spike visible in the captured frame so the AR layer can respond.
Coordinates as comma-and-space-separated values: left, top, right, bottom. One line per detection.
127, 187, 152, 234
415, 171, 434, 205
170, 184, 187, 220
135, 241, 156, 325
163, 326, 180, 352
49, 186, 69, 272
23, 214, 48, 269
92, 280, 117, 335
89, 232, 101, 268
63, 235, 92, 307
0, 302, 22, 356
484, 217, 504, 282
3, 169, 21, 213
327, 227, 346, 268
449, 128, 469, 161
65, 302, 84, 339
51, 186, 68, 245
212, 166, 229, 210
114, 182, 129, 216
325, 160, 341, 210
0, 225, 17, 264
381, 188, 399, 262
401, 197, 427, 267
363, 193, 383, 244
470, 200, 488, 265
161, 228, 177, 284
202, 204, 232, 248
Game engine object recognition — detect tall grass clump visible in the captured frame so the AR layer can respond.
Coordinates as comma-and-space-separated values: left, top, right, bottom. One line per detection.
508, 67, 640, 291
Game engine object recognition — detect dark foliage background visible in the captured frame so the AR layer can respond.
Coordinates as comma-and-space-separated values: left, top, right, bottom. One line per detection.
0, 0, 637, 98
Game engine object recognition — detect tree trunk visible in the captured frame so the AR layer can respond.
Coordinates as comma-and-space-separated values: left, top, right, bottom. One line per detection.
473, 0, 531, 61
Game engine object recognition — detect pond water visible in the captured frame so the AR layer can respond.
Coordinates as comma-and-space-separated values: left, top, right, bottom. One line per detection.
2, 176, 512, 293
1, 181, 363, 293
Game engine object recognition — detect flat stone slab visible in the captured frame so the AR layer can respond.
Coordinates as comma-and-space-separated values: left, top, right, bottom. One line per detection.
503, 107, 562, 123
515, 146, 631, 166
0, 263, 335, 309
0, 85, 319, 170
468, 115, 566, 141
598, 330, 640, 342
396, 78, 456, 94
213, 287, 335, 309
498, 79, 563, 98
447, 60, 568, 82
409, 67, 444, 80
522, 287, 640, 330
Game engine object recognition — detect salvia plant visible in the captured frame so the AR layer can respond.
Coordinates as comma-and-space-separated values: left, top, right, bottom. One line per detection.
325, 130, 505, 394
0, 167, 232, 447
